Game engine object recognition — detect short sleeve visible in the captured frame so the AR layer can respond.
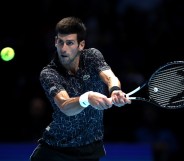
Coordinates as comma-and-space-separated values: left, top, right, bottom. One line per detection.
40, 68, 65, 97
85, 48, 111, 73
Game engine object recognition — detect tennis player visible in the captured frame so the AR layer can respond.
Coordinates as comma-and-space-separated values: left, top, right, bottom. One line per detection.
30, 16, 131, 161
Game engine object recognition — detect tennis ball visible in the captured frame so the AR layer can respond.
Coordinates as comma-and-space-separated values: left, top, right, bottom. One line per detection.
0, 47, 15, 61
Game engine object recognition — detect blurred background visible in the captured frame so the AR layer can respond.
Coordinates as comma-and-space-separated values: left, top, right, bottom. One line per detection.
0, 0, 184, 161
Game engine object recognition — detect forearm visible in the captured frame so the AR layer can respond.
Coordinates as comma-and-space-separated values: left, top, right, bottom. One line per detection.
54, 97, 85, 116
54, 91, 113, 116
99, 69, 131, 106
107, 76, 121, 90
99, 70, 121, 92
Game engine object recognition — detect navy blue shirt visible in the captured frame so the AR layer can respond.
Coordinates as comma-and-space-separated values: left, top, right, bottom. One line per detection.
39, 48, 111, 147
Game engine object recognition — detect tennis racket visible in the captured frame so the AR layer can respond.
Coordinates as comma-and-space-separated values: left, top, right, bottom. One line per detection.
126, 61, 184, 109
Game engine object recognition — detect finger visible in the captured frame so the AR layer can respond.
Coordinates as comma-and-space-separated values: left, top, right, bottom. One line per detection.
95, 103, 106, 110
124, 97, 131, 104
112, 95, 118, 104
106, 98, 113, 107
101, 103, 111, 109
105, 103, 112, 109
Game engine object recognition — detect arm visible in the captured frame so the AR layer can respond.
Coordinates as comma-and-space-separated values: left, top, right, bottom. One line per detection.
99, 69, 131, 107
54, 90, 83, 116
40, 68, 113, 117
54, 90, 113, 116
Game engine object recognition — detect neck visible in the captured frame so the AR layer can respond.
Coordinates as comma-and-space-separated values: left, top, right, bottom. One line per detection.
66, 57, 80, 75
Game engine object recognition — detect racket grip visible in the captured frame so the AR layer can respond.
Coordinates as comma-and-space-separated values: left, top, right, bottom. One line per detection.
126, 96, 136, 100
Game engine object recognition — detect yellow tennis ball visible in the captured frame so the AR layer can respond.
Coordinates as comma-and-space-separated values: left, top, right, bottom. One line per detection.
0, 47, 15, 61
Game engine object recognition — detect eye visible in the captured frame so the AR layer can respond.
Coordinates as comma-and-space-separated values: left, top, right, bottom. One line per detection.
57, 40, 64, 46
66, 41, 74, 46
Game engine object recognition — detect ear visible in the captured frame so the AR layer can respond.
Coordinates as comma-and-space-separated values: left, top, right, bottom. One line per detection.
55, 36, 58, 47
79, 40, 85, 51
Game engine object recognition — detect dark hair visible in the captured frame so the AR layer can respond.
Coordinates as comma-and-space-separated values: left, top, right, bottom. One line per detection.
56, 17, 86, 43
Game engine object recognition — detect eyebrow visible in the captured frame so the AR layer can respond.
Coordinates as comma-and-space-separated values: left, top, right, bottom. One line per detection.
57, 37, 75, 41
57, 39, 75, 43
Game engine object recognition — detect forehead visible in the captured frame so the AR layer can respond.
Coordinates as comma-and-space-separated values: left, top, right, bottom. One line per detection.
57, 33, 77, 40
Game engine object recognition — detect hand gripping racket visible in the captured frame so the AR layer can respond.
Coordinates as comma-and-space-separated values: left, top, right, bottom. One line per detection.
126, 61, 184, 109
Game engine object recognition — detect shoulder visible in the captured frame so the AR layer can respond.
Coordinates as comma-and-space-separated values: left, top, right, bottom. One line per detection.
82, 48, 104, 58
84, 48, 102, 54
40, 59, 59, 77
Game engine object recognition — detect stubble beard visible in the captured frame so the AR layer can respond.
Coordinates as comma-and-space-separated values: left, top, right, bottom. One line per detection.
59, 51, 80, 68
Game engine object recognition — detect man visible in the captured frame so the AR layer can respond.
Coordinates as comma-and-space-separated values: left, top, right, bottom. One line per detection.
30, 16, 131, 161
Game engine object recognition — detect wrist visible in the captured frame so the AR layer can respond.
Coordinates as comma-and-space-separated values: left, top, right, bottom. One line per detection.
109, 86, 121, 96
79, 91, 92, 108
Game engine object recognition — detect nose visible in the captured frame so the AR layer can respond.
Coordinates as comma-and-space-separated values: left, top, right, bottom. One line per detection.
59, 43, 67, 52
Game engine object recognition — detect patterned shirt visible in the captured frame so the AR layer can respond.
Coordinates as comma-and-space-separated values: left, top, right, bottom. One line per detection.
39, 48, 111, 147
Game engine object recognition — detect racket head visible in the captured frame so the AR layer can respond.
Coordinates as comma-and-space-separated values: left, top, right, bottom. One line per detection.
148, 61, 184, 109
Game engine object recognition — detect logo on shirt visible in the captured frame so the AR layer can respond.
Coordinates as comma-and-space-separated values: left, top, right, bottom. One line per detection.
49, 86, 57, 94
83, 75, 90, 81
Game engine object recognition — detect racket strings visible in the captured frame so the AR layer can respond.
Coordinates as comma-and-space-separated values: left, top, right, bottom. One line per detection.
149, 65, 184, 108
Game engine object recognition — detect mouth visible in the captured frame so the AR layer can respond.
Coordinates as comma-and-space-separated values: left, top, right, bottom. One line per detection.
61, 54, 68, 58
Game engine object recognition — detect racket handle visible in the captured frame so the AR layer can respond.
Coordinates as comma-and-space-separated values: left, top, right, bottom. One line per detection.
126, 86, 141, 97
109, 96, 136, 104
126, 96, 136, 100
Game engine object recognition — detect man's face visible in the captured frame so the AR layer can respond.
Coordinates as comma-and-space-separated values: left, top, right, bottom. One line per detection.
55, 33, 84, 66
